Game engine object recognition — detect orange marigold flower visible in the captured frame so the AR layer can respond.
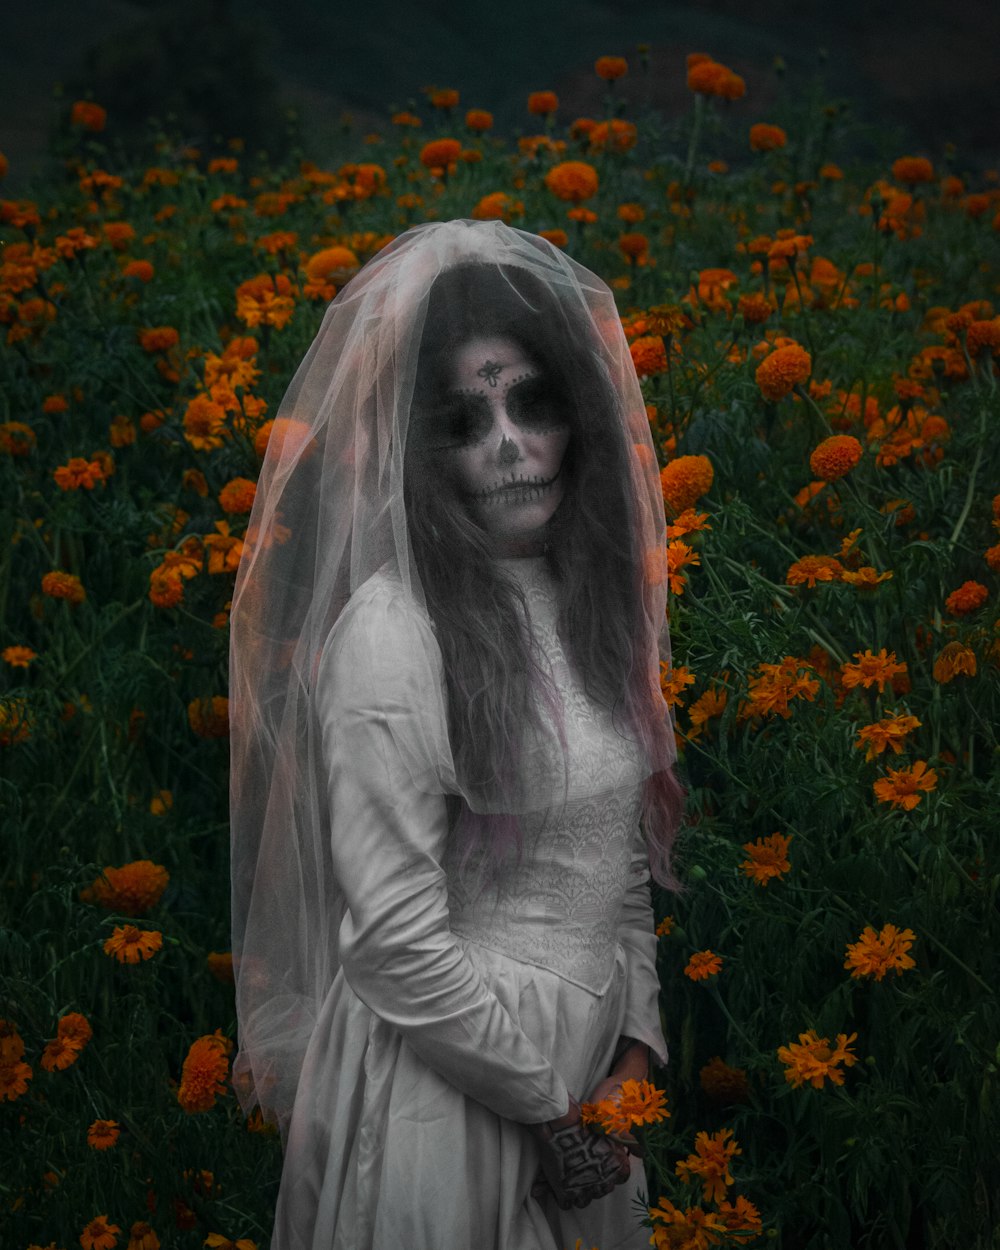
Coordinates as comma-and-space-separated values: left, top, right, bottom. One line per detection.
945, 580, 988, 616
87, 1119, 121, 1150
188, 696, 230, 738
3, 645, 37, 667
809, 434, 863, 481
737, 292, 772, 324
183, 393, 229, 452
41, 571, 86, 605
660, 663, 696, 708
0, 421, 37, 456
43, 393, 70, 413
966, 318, 1000, 357
235, 273, 296, 330
666, 540, 700, 595
892, 156, 934, 185
854, 712, 921, 760
472, 192, 523, 223
740, 832, 792, 885
933, 641, 977, 682
845, 924, 916, 981
675, 1128, 741, 1205
656, 915, 674, 938
177, 1031, 232, 1113
544, 161, 599, 203
464, 108, 493, 132
840, 566, 893, 589
203, 1237, 257, 1250
687, 57, 744, 98
685, 950, 723, 981
873, 759, 938, 810
595, 56, 628, 80
428, 88, 459, 109
660, 455, 713, 514
138, 326, 179, 353
103, 925, 164, 964
40, 1034, 84, 1072
840, 648, 908, 693
149, 564, 184, 609
699, 1056, 749, 1105
749, 123, 787, 152
527, 91, 559, 115
619, 231, 649, 261
419, 138, 462, 172
58, 1012, 93, 1046
127, 1222, 160, 1250
630, 335, 668, 378
80, 1216, 122, 1250
0, 1057, 32, 1100
617, 202, 645, 224
71, 101, 107, 132
207, 952, 235, 983
649, 1198, 730, 1246
82, 860, 169, 915
589, 119, 637, 153
786, 554, 843, 588
218, 477, 257, 515
778, 1029, 857, 1089
755, 342, 812, 401
717, 1194, 763, 1240
53, 456, 107, 491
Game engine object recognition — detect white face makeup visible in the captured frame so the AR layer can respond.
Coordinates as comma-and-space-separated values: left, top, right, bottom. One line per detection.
436, 336, 571, 556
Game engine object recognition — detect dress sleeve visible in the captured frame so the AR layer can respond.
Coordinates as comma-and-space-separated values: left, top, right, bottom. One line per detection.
315, 576, 571, 1124
617, 826, 669, 1066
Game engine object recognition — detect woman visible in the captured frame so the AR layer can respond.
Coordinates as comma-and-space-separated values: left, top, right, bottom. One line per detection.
230, 219, 683, 1249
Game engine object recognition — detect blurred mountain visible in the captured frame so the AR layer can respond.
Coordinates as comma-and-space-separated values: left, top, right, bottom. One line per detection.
1, 0, 997, 191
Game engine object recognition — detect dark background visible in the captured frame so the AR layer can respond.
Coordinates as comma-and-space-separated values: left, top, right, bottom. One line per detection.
2, 0, 998, 190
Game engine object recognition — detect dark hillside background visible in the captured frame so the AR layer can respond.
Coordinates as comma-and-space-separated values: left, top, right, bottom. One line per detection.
2, 0, 998, 190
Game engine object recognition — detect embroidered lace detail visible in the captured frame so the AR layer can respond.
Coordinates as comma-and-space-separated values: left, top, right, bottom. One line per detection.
446, 558, 647, 993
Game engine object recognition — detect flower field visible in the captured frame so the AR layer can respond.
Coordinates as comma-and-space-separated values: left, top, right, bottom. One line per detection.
2, 51, 999, 1249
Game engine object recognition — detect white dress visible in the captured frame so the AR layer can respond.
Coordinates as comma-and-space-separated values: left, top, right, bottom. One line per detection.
272, 556, 667, 1250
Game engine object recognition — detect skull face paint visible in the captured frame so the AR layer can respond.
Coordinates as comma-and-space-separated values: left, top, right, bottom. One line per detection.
436, 336, 571, 555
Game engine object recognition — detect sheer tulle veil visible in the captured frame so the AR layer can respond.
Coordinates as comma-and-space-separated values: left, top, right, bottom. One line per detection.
229, 219, 676, 1132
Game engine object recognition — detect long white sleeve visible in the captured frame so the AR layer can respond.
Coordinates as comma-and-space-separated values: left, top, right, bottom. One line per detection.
314, 573, 570, 1125
617, 828, 669, 1066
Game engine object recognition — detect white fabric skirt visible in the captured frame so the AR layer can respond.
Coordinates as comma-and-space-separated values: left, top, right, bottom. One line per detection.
272, 942, 653, 1250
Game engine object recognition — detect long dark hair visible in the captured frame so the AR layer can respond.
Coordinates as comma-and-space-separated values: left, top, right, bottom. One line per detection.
404, 261, 682, 884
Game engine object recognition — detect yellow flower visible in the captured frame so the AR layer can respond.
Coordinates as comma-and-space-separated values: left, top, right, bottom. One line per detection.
778, 1030, 858, 1089
845, 924, 916, 981
103, 925, 163, 964
740, 832, 792, 885
675, 1128, 741, 1204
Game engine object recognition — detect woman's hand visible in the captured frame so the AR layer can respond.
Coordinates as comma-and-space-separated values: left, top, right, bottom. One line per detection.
530, 1097, 631, 1211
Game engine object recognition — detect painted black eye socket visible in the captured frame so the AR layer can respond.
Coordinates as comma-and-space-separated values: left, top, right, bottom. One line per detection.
505, 378, 567, 432
427, 396, 492, 450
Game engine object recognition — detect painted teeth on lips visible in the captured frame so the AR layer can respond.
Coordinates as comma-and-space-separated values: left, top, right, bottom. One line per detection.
473, 472, 559, 501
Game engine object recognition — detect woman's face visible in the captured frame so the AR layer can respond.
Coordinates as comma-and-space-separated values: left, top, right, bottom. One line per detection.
435, 335, 571, 556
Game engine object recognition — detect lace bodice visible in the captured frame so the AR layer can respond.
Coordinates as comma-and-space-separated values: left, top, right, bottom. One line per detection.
445, 557, 647, 993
